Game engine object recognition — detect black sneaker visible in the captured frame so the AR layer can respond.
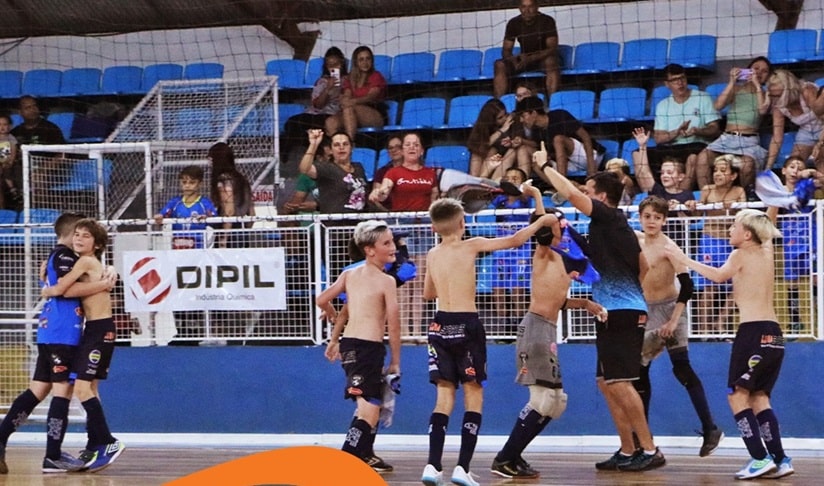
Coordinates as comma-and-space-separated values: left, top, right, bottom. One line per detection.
363, 455, 393, 473
0, 443, 7, 474
699, 428, 724, 457
595, 450, 635, 471
618, 447, 666, 471
490, 458, 539, 479
515, 456, 540, 477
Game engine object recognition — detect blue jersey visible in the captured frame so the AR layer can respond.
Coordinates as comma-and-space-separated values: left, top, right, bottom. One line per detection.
38, 245, 84, 345
159, 195, 218, 249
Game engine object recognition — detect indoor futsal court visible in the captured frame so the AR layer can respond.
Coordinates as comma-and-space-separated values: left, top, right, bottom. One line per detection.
0, 445, 822, 485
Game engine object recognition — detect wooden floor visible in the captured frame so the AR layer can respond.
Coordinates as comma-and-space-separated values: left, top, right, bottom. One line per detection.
0, 446, 821, 485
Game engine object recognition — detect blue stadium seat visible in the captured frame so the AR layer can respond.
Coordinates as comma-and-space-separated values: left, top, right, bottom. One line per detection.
184, 62, 224, 80
500, 92, 544, 113
565, 42, 620, 75
444, 95, 493, 128
101, 65, 143, 95
621, 137, 657, 168
598, 139, 621, 162
768, 29, 817, 64
377, 148, 391, 168
166, 107, 218, 139
358, 100, 399, 134
548, 90, 596, 122
47, 112, 75, 141
52, 159, 113, 192
481, 46, 506, 79
22, 69, 62, 97
386, 97, 446, 130
275, 103, 305, 133
0, 70, 23, 99
29, 208, 62, 244
812, 30, 824, 61
596, 87, 649, 123
558, 44, 574, 71
265, 59, 308, 89
142, 63, 184, 92
615, 38, 668, 72
59, 68, 102, 96
351, 148, 377, 181
372, 55, 393, 79
434, 49, 483, 82
11, 114, 22, 126
305, 57, 325, 85
704, 82, 729, 115
389, 52, 436, 84
426, 145, 470, 172
650, 84, 699, 111
816, 77, 824, 89
0, 209, 20, 246
669, 34, 717, 72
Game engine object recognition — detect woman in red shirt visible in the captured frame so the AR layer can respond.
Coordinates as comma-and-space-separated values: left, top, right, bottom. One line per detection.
325, 45, 388, 139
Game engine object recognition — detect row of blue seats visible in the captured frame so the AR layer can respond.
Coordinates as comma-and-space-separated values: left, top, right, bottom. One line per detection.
0, 63, 224, 100
0, 208, 61, 244
767, 28, 824, 65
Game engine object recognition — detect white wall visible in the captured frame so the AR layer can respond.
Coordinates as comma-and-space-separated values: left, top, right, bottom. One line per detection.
0, 0, 822, 76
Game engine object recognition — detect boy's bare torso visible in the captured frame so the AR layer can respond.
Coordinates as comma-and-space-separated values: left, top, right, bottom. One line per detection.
77, 256, 112, 320
638, 232, 678, 302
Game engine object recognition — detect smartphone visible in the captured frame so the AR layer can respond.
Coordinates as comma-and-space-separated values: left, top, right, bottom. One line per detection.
330, 68, 341, 84
737, 69, 752, 81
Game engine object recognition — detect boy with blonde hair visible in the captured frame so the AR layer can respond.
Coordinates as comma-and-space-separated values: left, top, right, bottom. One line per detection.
666, 209, 792, 479
318, 220, 401, 472
421, 197, 553, 486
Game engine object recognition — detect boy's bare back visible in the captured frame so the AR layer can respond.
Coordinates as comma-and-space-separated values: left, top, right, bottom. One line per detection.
425, 238, 483, 312
342, 264, 397, 342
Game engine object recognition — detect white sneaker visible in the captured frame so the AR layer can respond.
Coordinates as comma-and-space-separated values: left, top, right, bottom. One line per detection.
763, 456, 794, 479
451, 465, 479, 486
734, 457, 777, 480
421, 463, 443, 486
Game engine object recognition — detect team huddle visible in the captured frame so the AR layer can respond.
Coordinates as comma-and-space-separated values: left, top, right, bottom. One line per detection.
321, 143, 792, 484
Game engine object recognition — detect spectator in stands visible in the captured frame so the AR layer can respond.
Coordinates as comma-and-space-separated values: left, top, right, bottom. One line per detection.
467, 99, 518, 180
9, 96, 66, 210
633, 64, 721, 191
282, 47, 346, 159
493, 0, 560, 98
371, 136, 404, 210
767, 69, 824, 173
282, 173, 319, 218
694, 57, 772, 192
512, 81, 541, 174
695, 155, 746, 336
603, 158, 637, 206
0, 113, 18, 210
325, 46, 388, 140
634, 128, 697, 214
208, 142, 255, 248
515, 95, 602, 180
300, 129, 368, 218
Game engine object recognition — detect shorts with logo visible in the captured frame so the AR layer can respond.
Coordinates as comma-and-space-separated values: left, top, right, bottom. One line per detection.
515, 312, 562, 389
596, 310, 646, 383
72, 318, 116, 382
427, 311, 487, 387
33, 344, 78, 383
642, 297, 689, 365
728, 320, 784, 395
340, 337, 386, 403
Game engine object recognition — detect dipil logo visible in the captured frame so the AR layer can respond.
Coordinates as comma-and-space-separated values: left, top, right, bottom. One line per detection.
129, 256, 172, 304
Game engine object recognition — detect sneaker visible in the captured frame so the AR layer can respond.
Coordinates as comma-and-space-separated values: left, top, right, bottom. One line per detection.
491, 457, 539, 479
421, 464, 443, 486
595, 449, 635, 471
515, 456, 540, 477
363, 455, 393, 473
734, 457, 776, 480
699, 428, 725, 457
451, 465, 479, 486
87, 440, 125, 473
618, 447, 666, 471
42, 452, 85, 473
0, 443, 7, 474
763, 456, 794, 479
77, 449, 98, 470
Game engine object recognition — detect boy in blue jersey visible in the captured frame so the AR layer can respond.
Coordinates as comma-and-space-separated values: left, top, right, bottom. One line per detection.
0, 212, 115, 474
536, 141, 666, 472
153, 165, 218, 250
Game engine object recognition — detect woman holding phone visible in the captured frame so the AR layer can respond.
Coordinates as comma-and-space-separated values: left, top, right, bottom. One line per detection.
325, 45, 388, 139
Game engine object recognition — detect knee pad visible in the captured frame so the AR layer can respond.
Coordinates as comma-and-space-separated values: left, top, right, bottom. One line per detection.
672, 359, 700, 389
529, 386, 568, 419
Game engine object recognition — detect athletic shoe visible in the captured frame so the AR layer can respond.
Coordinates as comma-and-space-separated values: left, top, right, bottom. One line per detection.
699, 428, 725, 457
595, 449, 635, 471
734, 457, 777, 480
490, 458, 539, 479
363, 455, 393, 473
0, 443, 7, 474
421, 464, 443, 486
618, 447, 666, 471
87, 440, 125, 473
42, 452, 85, 473
451, 465, 479, 486
763, 456, 794, 479
77, 449, 98, 470
515, 456, 540, 477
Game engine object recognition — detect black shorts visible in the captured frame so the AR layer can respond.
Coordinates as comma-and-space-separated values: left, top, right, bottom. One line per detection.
728, 321, 785, 395
72, 318, 117, 382
595, 310, 646, 383
340, 337, 386, 404
427, 311, 487, 387
32, 344, 78, 383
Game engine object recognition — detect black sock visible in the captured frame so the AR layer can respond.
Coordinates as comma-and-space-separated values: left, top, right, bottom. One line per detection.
734, 409, 768, 460
367, 426, 377, 458
81, 398, 115, 447
45, 397, 70, 460
0, 389, 41, 445
427, 413, 449, 471
496, 405, 547, 463
341, 418, 371, 458
756, 409, 786, 463
634, 364, 651, 419
687, 383, 715, 432
457, 411, 482, 471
